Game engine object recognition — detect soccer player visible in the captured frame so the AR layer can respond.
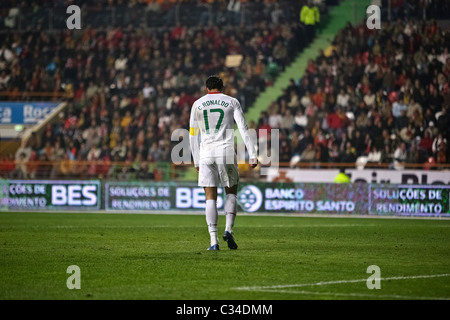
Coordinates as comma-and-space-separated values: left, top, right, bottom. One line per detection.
189, 75, 258, 251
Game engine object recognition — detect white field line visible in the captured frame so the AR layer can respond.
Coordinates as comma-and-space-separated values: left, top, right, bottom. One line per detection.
240, 288, 449, 300
233, 273, 450, 299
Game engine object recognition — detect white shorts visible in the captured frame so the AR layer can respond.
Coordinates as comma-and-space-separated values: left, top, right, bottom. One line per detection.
198, 156, 239, 188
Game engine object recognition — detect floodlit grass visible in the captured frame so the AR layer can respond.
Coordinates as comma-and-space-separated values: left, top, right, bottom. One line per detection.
0, 212, 449, 300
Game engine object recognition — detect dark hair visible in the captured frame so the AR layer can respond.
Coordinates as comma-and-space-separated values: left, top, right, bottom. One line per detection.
205, 75, 224, 91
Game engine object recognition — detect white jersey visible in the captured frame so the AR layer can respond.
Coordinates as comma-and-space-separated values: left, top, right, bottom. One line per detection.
189, 92, 257, 167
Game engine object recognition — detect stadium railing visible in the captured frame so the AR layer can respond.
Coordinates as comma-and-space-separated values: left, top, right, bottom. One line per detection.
1, 160, 449, 182
0, 91, 69, 101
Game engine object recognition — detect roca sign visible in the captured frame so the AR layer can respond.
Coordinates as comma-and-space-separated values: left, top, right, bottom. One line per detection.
0, 102, 60, 124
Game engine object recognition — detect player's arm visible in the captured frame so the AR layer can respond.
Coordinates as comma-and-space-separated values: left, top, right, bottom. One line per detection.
189, 106, 200, 171
233, 100, 258, 168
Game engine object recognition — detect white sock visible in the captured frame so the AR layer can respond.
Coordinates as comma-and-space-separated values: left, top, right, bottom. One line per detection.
205, 199, 218, 246
224, 194, 237, 233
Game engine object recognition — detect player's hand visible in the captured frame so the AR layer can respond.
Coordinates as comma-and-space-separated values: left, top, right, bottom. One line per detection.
249, 158, 258, 169
195, 166, 199, 173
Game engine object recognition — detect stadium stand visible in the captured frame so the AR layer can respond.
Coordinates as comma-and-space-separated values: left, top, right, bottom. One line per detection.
257, 3, 450, 170
0, 0, 449, 181
0, 0, 322, 179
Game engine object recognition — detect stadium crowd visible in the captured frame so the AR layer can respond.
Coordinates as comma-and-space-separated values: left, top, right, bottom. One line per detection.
0, 0, 449, 180
257, 16, 450, 170
0, 0, 315, 179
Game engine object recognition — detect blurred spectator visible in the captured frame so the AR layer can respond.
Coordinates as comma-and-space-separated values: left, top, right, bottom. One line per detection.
0, 70, 10, 90
60, 153, 74, 178
279, 134, 292, 163
15, 140, 32, 163
87, 144, 101, 177
418, 128, 434, 156
392, 142, 408, 170
36, 154, 52, 179
366, 145, 382, 165
227, 0, 242, 25
340, 141, 357, 164
280, 108, 295, 135
293, 108, 308, 133
300, 0, 320, 44
12, 152, 28, 179
334, 167, 351, 183
268, 107, 282, 129
432, 133, 448, 163
392, 98, 408, 118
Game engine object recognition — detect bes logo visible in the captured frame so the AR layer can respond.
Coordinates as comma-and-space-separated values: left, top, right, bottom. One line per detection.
237, 185, 263, 213
52, 185, 98, 207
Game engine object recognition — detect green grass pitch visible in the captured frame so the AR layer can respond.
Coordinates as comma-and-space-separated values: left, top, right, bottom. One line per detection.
0, 211, 449, 300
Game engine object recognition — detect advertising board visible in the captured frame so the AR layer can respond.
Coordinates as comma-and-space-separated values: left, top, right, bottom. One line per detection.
3, 180, 101, 210
2, 180, 448, 217
0, 102, 60, 124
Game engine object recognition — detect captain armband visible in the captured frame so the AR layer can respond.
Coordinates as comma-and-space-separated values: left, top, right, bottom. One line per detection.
189, 127, 199, 136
